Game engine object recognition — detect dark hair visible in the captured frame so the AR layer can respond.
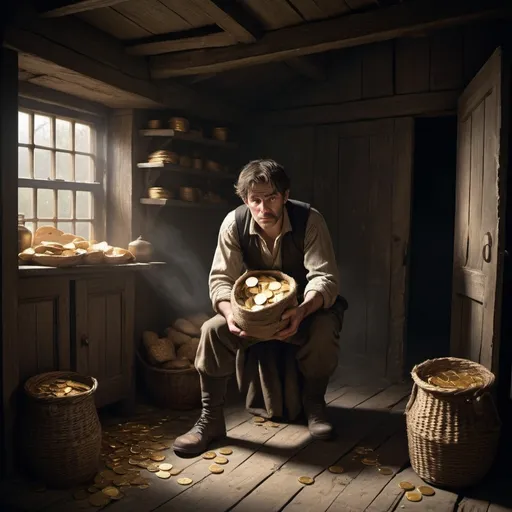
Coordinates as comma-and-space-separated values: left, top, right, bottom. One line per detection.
234, 159, 290, 200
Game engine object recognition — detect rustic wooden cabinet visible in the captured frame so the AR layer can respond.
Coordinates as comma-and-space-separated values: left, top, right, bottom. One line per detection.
17, 277, 71, 384
74, 275, 134, 407
18, 268, 139, 408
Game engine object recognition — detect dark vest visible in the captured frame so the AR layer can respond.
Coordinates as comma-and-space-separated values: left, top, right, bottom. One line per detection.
234, 199, 310, 299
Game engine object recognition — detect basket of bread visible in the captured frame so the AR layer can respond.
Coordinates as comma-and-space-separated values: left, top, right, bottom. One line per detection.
137, 312, 211, 410
231, 270, 298, 340
18, 226, 135, 267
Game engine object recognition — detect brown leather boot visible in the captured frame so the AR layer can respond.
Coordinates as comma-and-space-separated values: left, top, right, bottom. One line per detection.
303, 378, 334, 440
173, 374, 228, 456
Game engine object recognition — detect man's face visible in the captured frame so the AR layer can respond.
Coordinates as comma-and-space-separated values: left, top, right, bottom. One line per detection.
245, 182, 289, 232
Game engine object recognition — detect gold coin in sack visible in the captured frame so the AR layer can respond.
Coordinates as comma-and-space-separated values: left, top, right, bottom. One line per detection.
248, 287, 259, 294
254, 293, 267, 305
251, 305, 264, 311
245, 277, 258, 288
269, 281, 282, 291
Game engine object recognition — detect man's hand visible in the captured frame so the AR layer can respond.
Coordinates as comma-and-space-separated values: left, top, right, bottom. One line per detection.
217, 300, 248, 337
274, 306, 306, 341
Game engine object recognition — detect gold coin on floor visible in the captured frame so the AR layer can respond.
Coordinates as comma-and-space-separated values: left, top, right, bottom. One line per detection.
156, 471, 171, 479
177, 477, 193, 485
150, 453, 166, 462
214, 456, 228, 465
298, 476, 314, 485
170, 468, 182, 476
328, 466, 344, 474
73, 489, 89, 500
202, 451, 216, 459
147, 463, 160, 472
361, 458, 378, 466
89, 492, 110, 507
253, 417, 266, 423
418, 485, 435, 496
159, 463, 173, 471
102, 486, 120, 498
139, 485, 149, 489
209, 464, 224, 474
399, 481, 415, 491
378, 467, 393, 475
87, 486, 97, 493
219, 448, 233, 456
406, 491, 422, 502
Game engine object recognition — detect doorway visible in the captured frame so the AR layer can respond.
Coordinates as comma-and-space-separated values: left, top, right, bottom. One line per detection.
405, 116, 458, 371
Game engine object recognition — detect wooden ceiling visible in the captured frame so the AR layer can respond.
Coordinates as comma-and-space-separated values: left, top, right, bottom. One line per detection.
9, 0, 512, 115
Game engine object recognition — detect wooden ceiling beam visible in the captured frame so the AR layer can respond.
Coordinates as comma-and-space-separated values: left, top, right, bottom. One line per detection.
126, 25, 237, 56
5, 3, 244, 121
189, 0, 262, 43
150, 0, 512, 77
39, 0, 131, 18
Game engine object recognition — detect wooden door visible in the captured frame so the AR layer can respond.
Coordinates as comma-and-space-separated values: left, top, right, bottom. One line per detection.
75, 274, 135, 407
315, 118, 414, 380
18, 277, 70, 383
451, 48, 509, 373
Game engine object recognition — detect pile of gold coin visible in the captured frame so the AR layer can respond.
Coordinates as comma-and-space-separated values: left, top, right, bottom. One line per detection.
34, 377, 91, 398
426, 369, 484, 390
147, 150, 178, 165
201, 448, 233, 476
399, 481, 435, 502
70, 411, 195, 506
236, 275, 291, 312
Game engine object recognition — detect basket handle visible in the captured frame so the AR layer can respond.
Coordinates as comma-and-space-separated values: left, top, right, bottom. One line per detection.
404, 383, 418, 414
474, 391, 502, 428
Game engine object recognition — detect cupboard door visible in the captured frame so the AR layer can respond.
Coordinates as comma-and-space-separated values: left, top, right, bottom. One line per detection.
75, 274, 134, 407
18, 278, 70, 383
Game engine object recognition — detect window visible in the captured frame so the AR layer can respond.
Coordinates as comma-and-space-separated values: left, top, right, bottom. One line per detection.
18, 105, 104, 241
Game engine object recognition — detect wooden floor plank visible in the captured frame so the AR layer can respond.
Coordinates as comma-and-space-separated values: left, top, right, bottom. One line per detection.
458, 497, 491, 512
232, 386, 409, 512
387, 466, 459, 511
156, 386, 386, 512
325, 431, 409, 512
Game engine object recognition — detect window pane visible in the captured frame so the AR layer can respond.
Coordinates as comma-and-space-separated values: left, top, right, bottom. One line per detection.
58, 221, 73, 234
75, 123, 91, 153
19, 112, 30, 144
75, 154, 94, 182
18, 188, 34, 218
76, 191, 93, 219
75, 222, 91, 240
56, 119, 72, 150
58, 190, 73, 219
56, 152, 73, 181
34, 114, 52, 147
34, 149, 52, 179
37, 189, 55, 219
18, 147, 31, 178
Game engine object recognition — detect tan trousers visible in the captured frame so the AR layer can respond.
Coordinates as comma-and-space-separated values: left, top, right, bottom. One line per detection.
195, 304, 344, 381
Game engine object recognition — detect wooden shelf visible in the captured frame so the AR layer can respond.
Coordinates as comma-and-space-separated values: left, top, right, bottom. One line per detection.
140, 198, 232, 209
137, 162, 235, 181
139, 129, 238, 149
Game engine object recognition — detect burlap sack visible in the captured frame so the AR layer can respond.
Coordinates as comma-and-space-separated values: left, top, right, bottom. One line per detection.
230, 270, 298, 340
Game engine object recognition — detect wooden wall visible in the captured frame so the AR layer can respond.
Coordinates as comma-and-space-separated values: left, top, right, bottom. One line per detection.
262, 22, 505, 125
243, 21, 506, 381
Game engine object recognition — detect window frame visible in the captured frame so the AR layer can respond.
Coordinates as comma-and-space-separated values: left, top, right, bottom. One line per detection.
17, 97, 107, 241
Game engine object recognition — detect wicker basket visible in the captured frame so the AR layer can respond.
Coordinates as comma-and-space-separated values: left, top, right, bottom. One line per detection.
406, 357, 501, 488
137, 351, 201, 410
21, 371, 101, 488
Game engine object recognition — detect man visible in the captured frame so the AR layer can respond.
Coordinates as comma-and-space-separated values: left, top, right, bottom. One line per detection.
173, 159, 346, 457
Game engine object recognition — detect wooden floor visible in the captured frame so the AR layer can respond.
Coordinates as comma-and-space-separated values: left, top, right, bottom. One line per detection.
2, 379, 512, 512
